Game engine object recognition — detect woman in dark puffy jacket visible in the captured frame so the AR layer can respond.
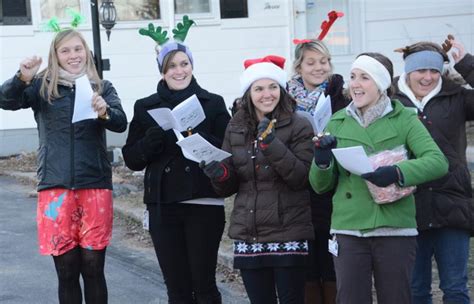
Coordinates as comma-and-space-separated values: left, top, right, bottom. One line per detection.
0, 29, 127, 303
393, 38, 474, 304
201, 55, 314, 304
122, 39, 230, 303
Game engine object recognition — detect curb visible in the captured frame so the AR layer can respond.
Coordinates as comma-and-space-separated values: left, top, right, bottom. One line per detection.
3, 170, 235, 271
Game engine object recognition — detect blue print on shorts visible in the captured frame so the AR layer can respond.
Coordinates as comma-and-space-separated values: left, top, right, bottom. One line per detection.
44, 192, 67, 221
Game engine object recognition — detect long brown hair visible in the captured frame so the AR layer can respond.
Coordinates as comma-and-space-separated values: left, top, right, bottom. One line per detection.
39, 29, 102, 102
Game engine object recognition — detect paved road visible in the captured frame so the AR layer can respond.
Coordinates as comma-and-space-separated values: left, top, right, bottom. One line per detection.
0, 174, 248, 304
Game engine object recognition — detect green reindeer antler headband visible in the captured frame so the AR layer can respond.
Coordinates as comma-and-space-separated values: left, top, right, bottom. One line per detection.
138, 15, 195, 45
42, 9, 85, 32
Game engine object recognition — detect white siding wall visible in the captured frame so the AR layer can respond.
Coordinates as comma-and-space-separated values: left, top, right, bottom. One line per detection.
0, 0, 473, 156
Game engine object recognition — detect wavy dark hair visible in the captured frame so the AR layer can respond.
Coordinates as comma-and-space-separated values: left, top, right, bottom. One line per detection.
240, 85, 296, 136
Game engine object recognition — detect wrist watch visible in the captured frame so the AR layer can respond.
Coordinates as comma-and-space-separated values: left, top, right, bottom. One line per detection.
98, 105, 110, 121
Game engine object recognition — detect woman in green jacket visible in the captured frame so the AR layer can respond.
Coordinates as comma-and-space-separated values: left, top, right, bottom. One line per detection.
309, 52, 448, 304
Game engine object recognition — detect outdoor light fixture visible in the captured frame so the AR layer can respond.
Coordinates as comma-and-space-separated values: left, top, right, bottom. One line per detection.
99, 0, 117, 41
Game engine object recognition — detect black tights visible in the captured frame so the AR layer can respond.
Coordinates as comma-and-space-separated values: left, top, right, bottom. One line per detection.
53, 246, 108, 304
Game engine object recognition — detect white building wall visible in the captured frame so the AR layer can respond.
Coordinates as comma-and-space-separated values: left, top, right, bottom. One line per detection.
0, 0, 473, 156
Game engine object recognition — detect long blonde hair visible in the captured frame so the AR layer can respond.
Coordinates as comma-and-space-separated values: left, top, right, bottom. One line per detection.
39, 29, 102, 102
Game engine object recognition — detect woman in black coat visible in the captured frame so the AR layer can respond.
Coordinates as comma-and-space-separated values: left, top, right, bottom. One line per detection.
393, 38, 474, 304
0, 29, 127, 304
122, 40, 230, 304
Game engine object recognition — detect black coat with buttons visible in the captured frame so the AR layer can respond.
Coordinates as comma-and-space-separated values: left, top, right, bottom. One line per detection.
0, 74, 127, 191
393, 53, 474, 234
122, 77, 230, 205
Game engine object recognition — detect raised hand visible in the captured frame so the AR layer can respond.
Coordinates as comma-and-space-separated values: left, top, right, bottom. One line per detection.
450, 39, 466, 63
19, 56, 42, 83
313, 135, 337, 167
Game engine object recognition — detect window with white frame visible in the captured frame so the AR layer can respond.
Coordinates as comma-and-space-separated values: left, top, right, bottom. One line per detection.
40, 0, 80, 20
306, 0, 350, 55
39, 0, 160, 23
220, 0, 247, 18
0, 0, 32, 25
175, 0, 210, 14
100, 0, 160, 21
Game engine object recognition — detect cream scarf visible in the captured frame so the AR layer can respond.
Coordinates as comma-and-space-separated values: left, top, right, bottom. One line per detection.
397, 73, 442, 111
57, 67, 91, 87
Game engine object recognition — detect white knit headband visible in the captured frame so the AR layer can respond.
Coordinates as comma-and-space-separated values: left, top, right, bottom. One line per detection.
351, 55, 391, 92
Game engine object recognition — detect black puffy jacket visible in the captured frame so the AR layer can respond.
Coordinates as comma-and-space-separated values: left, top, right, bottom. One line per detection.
0, 74, 127, 191
393, 54, 474, 233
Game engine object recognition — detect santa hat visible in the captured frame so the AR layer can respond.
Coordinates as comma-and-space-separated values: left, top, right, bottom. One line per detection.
240, 55, 287, 95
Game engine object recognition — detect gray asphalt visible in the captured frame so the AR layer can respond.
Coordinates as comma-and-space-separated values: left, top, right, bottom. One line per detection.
0, 174, 166, 303
0, 174, 248, 304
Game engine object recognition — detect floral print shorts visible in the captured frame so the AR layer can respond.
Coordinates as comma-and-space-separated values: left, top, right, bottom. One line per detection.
37, 188, 113, 256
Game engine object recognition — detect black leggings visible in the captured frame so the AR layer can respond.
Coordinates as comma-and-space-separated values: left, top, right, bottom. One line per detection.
148, 203, 225, 304
240, 266, 306, 304
53, 246, 107, 304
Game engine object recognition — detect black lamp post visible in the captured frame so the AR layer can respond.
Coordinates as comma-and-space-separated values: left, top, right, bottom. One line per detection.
90, 0, 117, 79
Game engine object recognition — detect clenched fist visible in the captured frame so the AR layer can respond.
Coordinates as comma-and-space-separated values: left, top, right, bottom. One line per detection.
19, 56, 43, 83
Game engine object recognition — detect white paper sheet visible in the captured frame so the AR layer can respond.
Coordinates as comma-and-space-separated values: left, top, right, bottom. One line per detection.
147, 94, 205, 132
72, 75, 96, 123
331, 146, 374, 175
314, 94, 332, 133
296, 94, 332, 134
176, 133, 231, 164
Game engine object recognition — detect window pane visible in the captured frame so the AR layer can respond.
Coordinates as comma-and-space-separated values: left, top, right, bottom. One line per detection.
306, 0, 350, 55
220, 0, 247, 18
175, 0, 210, 14
2, 0, 32, 25
40, 0, 80, 20
101, 0, 160, 21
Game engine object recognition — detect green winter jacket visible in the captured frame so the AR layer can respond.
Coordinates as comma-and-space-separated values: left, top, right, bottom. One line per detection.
309, 100, 448, 231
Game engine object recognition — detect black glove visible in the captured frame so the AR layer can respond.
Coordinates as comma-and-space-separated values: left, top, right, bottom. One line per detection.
361, 166, 400, 187
313, 135, 337, 167
143, 126, 165, 156
199, 160, 228, 181
257, 117, 275, 145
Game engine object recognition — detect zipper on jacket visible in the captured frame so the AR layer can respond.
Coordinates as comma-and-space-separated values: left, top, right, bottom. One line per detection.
70, 87, 75, 188
250, 139, 259, 240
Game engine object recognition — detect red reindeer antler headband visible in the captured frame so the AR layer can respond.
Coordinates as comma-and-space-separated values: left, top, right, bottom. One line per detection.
292, 10, 344, 45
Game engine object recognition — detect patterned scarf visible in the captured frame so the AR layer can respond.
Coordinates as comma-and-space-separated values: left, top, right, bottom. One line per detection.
287, 74, 328, 115
347, 94, 391, 128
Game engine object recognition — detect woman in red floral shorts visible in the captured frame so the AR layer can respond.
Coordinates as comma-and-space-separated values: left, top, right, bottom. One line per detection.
0, 29, 127, 304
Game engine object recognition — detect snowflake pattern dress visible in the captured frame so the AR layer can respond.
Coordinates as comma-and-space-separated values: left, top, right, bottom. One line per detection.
233, 240, 309, 269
